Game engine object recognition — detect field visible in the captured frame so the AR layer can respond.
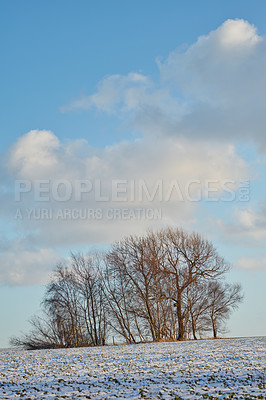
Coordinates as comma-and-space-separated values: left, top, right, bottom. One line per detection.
0, 337, 265, 399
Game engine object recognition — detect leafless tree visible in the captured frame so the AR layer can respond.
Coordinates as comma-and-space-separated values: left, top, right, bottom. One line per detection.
10, 228, 243, 349
206, 280, 244, 338
9, 311, 70, 350
185, 282, 210, 339
106, 233, 177, 342
156, 228, 230, 340
11, 253, 107, 349
70, 253, 107, 346
101, 257, 141, 343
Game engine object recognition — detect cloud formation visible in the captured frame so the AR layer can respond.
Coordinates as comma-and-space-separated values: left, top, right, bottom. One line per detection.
63, 19, 266, 150
3, 19, 266, 284
8, 130, 60, 180
0, 126, 249, 285
217, 201, 266, 247
61, 73, 152, 114
159, 19, 266, 147
6, 130, 249, 246
236, 254, 266, 271
0, 239, 58, 286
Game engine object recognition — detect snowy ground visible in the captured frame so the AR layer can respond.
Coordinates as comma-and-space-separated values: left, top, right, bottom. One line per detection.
0, 337, 265, 399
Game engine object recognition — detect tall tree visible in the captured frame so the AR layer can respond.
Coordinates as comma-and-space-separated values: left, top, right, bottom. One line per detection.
206, 281, 243, 338
10, 228, 243, 348
158, 228, 230, 340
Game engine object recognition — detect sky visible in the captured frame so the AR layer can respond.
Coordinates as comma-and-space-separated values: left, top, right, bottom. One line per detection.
0, 0, 266, 348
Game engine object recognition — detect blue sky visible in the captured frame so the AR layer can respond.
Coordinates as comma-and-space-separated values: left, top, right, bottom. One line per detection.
0, 1, 266, 347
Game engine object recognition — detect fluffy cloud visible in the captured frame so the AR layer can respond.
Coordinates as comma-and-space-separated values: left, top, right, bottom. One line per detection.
0, 239, 58, 286
3, 19, 266, 285
4, 130, 249, 250
61, 73, 152, 114
159, 19, 266, 147
8, 130, 60, 180
216, 19, 261, 48
63, 19, 266, 150
236, 254, 266, 271
217, 201, 266, 246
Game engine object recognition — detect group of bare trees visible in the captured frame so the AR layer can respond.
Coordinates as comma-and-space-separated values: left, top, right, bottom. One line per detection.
11, 228, 243, 349
11, 254, 107, 350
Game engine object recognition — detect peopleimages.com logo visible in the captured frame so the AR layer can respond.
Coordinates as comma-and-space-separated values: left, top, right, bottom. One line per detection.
14, 179, 251, 203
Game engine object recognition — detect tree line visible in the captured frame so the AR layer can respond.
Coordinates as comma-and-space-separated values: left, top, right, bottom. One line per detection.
11, 227, 243, 349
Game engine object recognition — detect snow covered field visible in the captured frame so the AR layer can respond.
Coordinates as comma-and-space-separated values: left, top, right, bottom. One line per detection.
0, 337, 265, 399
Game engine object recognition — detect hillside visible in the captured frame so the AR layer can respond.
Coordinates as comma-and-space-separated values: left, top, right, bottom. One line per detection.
0, 337, 265, 399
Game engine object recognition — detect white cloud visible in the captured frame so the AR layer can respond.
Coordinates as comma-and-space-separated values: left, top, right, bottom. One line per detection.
217, 201, 266, 246
62, 19, 266, 151
61, 73, 152, 114
158, 19, 266, 149
8, 130, 60, 180
159, 19, 262, 97
3, 19, 266, 285
216, 19, 261, 49
3, 130, 249, 251
0, 239, 58, 286
236, 254, 266, 271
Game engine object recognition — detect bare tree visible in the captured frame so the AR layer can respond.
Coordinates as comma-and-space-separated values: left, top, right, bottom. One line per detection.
104, 229, 230, 342
106, 233, 176, 342
101, 257, 141, 343
11, 253, 107, 349
184, 282, 210, 339
10, 311, 70, 350
44, 264, 85, 347
10, 228, 243, 349
71, 253, 107, 346
157, 228, 230, 340
206, 281, 243, 338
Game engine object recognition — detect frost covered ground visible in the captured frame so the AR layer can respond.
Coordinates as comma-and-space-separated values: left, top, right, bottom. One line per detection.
0, 337, 265, 399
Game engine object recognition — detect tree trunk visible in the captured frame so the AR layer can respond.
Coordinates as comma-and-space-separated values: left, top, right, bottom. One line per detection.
176, 293, 185, 340
212, 317, 217, 339
191, 315, 197, 340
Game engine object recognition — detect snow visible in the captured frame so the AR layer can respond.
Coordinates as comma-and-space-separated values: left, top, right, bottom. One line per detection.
0, 337, 265, 399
